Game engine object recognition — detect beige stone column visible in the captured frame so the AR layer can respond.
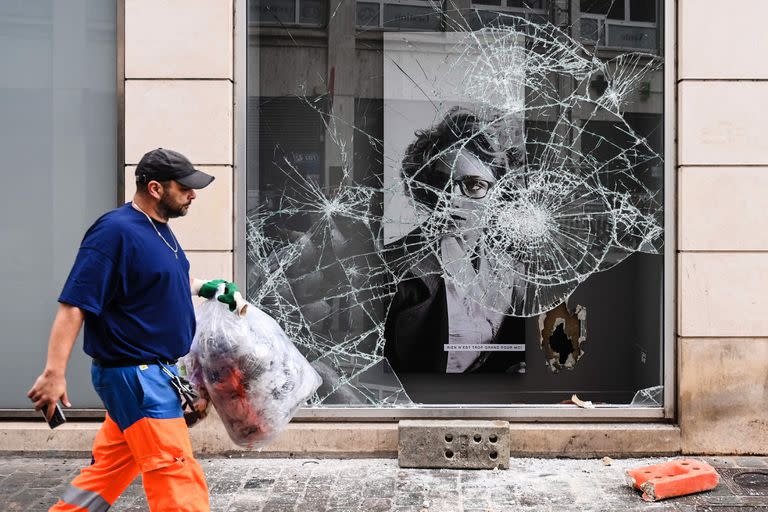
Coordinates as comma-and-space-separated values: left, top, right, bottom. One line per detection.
678, 0, 768, 454
123, 0, 235, 284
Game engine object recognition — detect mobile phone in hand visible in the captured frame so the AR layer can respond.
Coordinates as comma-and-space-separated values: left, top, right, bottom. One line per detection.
42, 402, 66, 429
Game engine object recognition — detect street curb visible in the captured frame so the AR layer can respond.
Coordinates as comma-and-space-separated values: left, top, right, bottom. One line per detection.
0, 420, 680, 457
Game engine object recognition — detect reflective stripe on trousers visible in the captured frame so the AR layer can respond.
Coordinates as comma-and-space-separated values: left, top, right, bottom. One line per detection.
57, 485, 111, 512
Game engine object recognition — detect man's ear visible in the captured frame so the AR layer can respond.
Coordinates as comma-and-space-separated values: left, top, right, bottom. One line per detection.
147, 180, 164, 200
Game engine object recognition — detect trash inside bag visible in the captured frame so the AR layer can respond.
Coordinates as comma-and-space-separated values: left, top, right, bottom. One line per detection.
184, 298, 321, 448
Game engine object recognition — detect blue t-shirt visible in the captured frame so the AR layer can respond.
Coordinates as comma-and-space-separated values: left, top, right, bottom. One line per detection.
59, 203, 195, 363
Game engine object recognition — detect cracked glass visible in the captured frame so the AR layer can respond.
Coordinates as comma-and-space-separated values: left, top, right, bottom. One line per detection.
246, 0, 665, 407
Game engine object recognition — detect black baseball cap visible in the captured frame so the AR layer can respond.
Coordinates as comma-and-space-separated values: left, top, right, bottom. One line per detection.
135, 148, 215, 189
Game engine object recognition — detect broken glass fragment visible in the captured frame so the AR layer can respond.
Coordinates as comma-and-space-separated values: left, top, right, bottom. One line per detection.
630, 385, 663, 407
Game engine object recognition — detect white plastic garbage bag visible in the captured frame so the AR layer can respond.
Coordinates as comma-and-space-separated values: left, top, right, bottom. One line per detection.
184, 298, 321, 448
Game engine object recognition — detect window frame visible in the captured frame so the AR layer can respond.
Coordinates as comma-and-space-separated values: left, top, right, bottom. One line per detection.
235, 0, 677, 421
356, 0, 445, 31
469, 0, 547, 25
251, 0, 327, 28
580, 0, 660, 52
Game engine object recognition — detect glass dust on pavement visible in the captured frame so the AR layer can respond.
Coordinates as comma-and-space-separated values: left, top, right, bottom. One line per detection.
3, 456, 768, 511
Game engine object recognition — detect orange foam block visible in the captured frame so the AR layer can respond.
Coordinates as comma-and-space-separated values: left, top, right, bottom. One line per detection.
625, 459, 720, 502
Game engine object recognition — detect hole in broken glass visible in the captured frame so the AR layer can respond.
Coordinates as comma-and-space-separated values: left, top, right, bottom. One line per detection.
549, 324, 571, 364
538, 303, 587, 372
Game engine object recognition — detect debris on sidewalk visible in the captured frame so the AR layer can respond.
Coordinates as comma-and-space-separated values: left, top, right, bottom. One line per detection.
630, 385, 664, 406
602, 456, 614, 466
571, 394, 595, 409
9, 456, 768, 510
626, 459, 720, 502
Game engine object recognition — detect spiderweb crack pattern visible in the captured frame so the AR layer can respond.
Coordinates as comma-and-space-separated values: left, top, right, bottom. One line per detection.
247, 13, 663, 404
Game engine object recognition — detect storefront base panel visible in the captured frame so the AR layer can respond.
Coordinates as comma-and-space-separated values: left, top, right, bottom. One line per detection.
507, 423, 680, 458
0, 420, 682, 458
680, 338, 768, 456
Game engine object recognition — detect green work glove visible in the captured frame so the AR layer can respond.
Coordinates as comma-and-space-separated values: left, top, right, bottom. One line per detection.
216, 281, 240, 312
197, 279, 241, 313
197, 279, 227, 299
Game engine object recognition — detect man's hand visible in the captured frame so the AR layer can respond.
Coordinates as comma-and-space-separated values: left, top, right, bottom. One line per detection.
193, 397, 209, 419
215, 282, 240, 312
197, 279, 243, 313
184, 387, 210, 427
197, 279, 227, 299
193, 383, 210, 419
27, 369, 70, 421
27, 303, 82, 420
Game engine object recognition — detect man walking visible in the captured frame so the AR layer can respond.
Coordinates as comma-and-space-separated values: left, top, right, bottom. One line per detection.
27, 148, 239, 511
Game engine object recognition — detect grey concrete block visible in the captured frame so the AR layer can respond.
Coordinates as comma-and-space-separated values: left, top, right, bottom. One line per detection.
398, 420, 510, 469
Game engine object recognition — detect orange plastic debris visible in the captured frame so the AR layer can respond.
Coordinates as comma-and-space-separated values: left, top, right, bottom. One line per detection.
626, 459, 720, 502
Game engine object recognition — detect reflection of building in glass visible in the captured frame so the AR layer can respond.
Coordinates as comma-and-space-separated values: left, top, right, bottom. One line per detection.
251, 0, 327, 26
246, 0, 666, 405
579, 0, 659, 50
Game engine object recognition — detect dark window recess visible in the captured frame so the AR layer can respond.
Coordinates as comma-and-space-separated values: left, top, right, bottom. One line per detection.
629, 0, 655, 22
300, 0, 326, 24
357, 2, 380, 27
507, 0, 546, 8
382, 4, 442, 30
250, 0, 327, 25
580, 115, 663, 195
580, 0, 624, 19
257, 97, 327, 199
251, 0, 296, 24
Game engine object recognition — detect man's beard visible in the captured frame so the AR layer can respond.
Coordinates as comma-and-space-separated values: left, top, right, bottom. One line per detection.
158, 192, 189, 219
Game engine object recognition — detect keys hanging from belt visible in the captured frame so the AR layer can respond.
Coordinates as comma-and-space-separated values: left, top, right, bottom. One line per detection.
157, 360, 200, 425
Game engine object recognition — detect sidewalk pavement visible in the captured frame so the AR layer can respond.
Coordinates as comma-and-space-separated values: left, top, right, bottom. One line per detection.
3, 455, 768, 511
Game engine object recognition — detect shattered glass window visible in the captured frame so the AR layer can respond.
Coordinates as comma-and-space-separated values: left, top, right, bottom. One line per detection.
246, 0, 665, 407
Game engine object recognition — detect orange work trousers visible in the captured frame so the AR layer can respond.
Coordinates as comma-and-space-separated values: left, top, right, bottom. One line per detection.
50, 413, 208, 511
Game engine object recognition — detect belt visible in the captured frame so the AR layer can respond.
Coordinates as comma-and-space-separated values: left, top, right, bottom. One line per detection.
93, 358, 178, 368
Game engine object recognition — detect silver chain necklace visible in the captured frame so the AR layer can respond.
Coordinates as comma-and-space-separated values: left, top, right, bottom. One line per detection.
131, 202, 179, 259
